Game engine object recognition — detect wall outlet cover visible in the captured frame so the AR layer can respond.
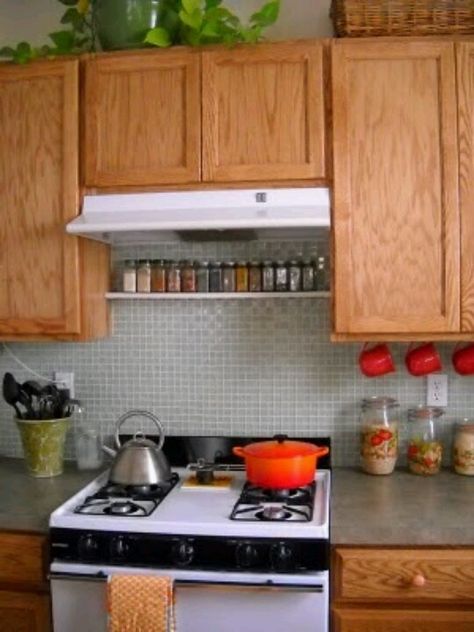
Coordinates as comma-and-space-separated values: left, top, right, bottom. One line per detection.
54, 371, 75, 399
426, 374, 448, 407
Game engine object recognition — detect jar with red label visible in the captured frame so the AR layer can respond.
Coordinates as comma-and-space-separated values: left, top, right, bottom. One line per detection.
359, 396, 399, 475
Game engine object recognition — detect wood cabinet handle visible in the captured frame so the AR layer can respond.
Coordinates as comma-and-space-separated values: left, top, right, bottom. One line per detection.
411, 573, 426, 588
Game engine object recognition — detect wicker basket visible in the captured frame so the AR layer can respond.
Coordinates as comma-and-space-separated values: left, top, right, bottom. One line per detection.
331, 0, 474, 37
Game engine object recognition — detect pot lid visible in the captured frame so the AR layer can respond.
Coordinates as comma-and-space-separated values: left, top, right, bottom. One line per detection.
239, 435, 321, 458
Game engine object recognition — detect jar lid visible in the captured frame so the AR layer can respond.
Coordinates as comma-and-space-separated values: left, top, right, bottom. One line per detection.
211, 261, 222, 267
289, 260, 300, 266
362, 396, 398, 409
224, 261, 235, 267
199, 261, 209, 267
262, 260, 274, 266
408, 406, 444, 420
237, 261, 247, 266
456, 420, 474, 432
124, 259, 136, 265
276, 260, 286, 266
249, 260, 261, 266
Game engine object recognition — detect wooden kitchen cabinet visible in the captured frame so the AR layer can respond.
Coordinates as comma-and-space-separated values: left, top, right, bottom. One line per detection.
84, 40, 327, 189
202, 40, 326, 183
0, 59, 109, 340
0, 532, 51, 632
331, 40, 460, 339
331, 547, 474, 632
84, 48, 201, 187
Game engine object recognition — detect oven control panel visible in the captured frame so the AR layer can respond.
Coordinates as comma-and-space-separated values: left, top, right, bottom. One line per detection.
50, 529, 329, 573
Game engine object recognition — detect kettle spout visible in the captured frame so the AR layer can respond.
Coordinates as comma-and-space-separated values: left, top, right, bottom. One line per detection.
102, 445, 117, 458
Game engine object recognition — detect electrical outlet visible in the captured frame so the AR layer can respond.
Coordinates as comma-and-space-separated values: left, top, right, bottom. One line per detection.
54, 371, 75, 398
426, 374, 448, 407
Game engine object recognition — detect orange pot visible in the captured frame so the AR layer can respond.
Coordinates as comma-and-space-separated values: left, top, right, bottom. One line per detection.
233, 436, 329, 489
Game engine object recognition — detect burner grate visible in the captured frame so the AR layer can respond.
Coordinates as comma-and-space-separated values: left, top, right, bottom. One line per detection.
230, 481, 315, 522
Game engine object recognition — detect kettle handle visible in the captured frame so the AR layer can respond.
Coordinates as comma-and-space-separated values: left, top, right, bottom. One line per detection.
114, 409, 165, 451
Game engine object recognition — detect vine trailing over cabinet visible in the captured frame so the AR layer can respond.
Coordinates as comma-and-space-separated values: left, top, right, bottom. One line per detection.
0, 0, 280, 64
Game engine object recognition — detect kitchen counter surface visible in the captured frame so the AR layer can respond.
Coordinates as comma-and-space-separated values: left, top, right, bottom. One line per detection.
332, 467, 474, 546
0, 457, 102, 533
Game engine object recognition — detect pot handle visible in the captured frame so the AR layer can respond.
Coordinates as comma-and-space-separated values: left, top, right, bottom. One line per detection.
314, 446, 330, 459
114, 409, 165, 451
232, 446, 246, 459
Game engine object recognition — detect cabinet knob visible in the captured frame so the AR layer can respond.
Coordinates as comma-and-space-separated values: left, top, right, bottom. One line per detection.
411, 573, 426, 588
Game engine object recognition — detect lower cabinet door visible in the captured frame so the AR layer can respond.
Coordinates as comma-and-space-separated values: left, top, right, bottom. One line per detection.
0, 590, 50, 632
332, 607, 474, 632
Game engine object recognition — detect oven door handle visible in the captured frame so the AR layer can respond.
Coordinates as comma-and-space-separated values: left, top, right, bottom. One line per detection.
49, 572, 324, 593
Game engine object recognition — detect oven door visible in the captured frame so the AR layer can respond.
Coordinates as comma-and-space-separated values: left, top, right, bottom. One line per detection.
50, 563, 329, 632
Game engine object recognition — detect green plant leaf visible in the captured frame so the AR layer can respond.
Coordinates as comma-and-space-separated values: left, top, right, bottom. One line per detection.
61, 7, 84, 28
49, 30, 76, 52
250, 0, 280, 27
0, 46, 15, 57
200, 21, 221, 38
205, 0, 222, 8
58, 0, 78, 6
144, 27, 172, 47
179, 8, 203, 30
182, 0, 201, 15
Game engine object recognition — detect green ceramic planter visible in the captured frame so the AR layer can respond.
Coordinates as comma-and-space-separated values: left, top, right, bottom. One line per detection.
16, 417, 70, 478
94, 0, 164, 50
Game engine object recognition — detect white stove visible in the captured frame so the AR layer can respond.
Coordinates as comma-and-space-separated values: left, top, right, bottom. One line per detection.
50, 439, 331, 632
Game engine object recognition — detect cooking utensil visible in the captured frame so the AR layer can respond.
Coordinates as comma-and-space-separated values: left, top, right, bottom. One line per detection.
3, 373, 23, 419
232, 434, 329, 489
103, 409, 172, 486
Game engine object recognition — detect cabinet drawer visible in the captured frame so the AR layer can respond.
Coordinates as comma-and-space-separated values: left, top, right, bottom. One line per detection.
332, 607, 474, 632
0, 533, 46, 586
334, 548, 474, 603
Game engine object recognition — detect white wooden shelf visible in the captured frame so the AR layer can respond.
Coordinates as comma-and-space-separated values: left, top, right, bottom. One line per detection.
106, 291, 330, 300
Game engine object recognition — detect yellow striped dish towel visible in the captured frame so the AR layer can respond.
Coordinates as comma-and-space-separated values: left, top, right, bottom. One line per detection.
107, 575, 175, 632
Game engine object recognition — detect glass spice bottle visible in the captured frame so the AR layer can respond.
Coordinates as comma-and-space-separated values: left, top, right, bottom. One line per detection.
181, 260, 197, 293
222, 262, 236, 292
262, 261, 275, 292
288, 260, 302, 292
122, 259, 137, 293
302, 259, 315, 291
407, 406, 444, 476
196, 261, 210, 293
315, 255, 330, 291
209, 262, 222, 292
453, 421, 474, 476
248, 261, 262, 292
167, 262, 181, 293
275, 261, 288, 291
136, 260, 151, 293
236, 261, 249, 292
151, 260, 166, 293
359, 396, 399, 475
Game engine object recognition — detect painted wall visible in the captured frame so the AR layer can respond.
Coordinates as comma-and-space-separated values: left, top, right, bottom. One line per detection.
0, 0, 334, 46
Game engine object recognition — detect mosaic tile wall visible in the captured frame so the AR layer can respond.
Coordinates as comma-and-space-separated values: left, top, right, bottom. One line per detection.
0, 239, 472, 468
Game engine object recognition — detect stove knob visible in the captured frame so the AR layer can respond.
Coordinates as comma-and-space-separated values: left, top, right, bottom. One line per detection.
172, 540, 194, 567
77, 534, 99, 561
270, 542, 294, 571
110, 536, 130, 561
236, 542, 258, 569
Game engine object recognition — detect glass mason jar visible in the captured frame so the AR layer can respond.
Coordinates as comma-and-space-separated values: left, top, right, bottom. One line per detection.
196, 261, 210, 293
150, 259, 166, 293
248, 261, 262, 292
262, 261, 275, 292
407, 406, 444, 475
453, 421, 474, 476
181, 260, 197, 293
209, 262, 222, 292
222, 262, 236, 292
360, 396, 399, 475
122, 259, 137, 293
167, 262, 181, 293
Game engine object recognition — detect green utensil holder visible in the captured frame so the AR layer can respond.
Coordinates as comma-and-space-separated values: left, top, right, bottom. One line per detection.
16, 417, 70, 478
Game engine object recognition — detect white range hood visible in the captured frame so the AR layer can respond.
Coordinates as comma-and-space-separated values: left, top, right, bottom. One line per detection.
66, 188, 330, 244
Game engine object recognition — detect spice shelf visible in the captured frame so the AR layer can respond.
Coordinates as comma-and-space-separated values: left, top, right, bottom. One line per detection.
106, 291, 330, 300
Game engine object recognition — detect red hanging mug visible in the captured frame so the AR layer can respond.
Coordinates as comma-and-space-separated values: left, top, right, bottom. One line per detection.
405, 342, 442, 376
452, 343, 474, 376
359, 343, 395, 377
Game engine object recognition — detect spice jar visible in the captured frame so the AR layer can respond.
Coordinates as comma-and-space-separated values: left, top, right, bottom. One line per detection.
151, 260, 166, 293
122, 259, 137, 293
236, 261, 249, 292
136, 260, 151, 293
275, 261, 288, 291
167, 262, 181, 293
222, 262, 236, 292
359, 396, 399, 475
315, 255, 330, 291
209, 262, 222, 292
302, 259, 315, 291
181, 260, 197, 293
196, 261, 210, 293
262, 261, 275, 292
288, 260, 302, 292
248, 261, 262, 292
453, 421, 474, 476
407, 406, 444, 475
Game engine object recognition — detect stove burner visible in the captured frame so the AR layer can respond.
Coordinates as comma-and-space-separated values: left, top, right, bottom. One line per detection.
257, 506, 292, 521
105, 501, 145, 516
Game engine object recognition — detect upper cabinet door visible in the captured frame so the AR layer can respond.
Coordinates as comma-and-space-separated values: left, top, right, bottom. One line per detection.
0, 60, 82, 336
332, 41, 460, 335
84, 49, 201, 187
202, 41, 326, 183
457, 42, 474, 333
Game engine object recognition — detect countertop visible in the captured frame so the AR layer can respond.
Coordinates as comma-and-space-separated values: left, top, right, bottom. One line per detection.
332, 467, 474, 546
1, 458, 473, 546
0, 457, 101, 534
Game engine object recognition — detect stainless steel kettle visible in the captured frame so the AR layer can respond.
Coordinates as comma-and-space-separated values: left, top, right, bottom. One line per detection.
103, 409, 172, 486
